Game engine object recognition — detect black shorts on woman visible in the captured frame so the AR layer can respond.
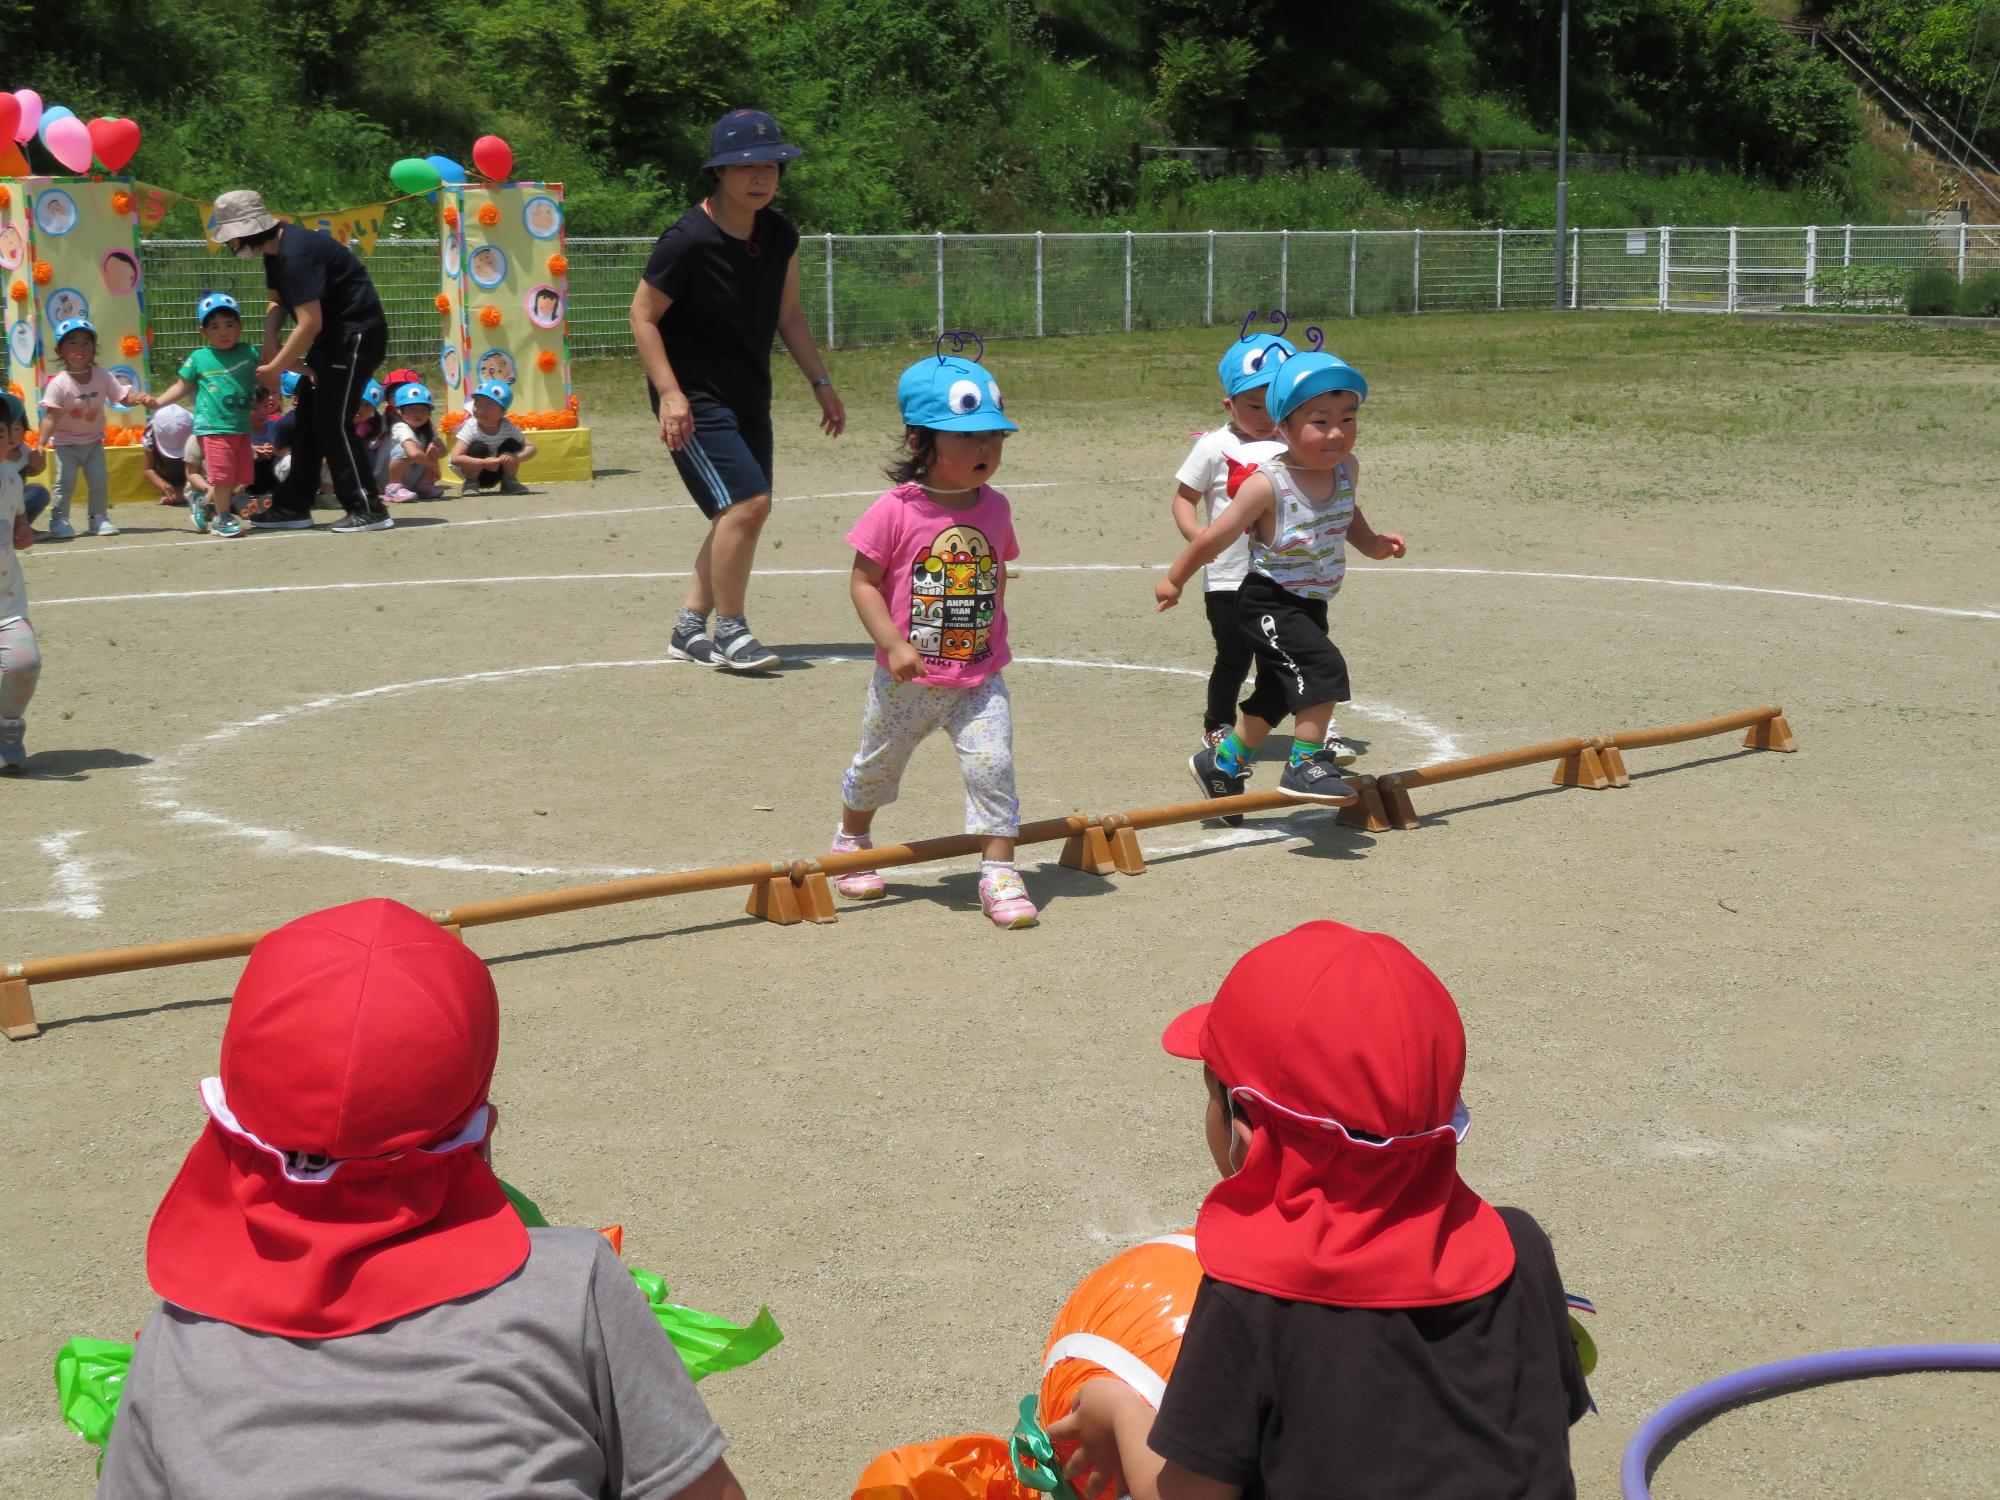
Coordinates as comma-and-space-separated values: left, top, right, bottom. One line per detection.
641, 202, 798, 518
1236, 571, 1351, 724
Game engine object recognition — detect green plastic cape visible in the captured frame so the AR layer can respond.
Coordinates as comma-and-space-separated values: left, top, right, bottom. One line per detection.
56, 1179, 780, 1457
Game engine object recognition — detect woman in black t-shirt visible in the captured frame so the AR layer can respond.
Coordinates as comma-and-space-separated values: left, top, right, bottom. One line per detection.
629, 109, 845, 671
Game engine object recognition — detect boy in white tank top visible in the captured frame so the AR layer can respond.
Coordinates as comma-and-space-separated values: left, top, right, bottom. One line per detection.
1155, 352, 1407, 807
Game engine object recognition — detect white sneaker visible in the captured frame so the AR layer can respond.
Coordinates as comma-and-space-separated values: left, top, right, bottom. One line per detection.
87, 516, 120, 537
1326, 737, 1359, 766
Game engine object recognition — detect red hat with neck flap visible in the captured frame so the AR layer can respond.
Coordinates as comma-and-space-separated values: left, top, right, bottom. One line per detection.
146, 898, 528, 1338
1162, 921, 1516, 1308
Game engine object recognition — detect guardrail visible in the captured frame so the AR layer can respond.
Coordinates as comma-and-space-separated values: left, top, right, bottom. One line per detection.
0, 704, 1796, 1040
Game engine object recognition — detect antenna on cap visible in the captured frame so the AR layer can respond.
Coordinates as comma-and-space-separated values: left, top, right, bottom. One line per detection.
1303, 325, 1325, 352
1268, 308, 1291, 337
1238, 308, 1262, 342
934, 330, 985, 364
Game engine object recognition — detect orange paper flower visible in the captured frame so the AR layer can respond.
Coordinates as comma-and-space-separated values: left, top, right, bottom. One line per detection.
536, 350, 558, 373
479, 305, 502, 328
435, 293, 452, 314
566, 393, 579, 412
32, 261, 53, 286
111, 190, 134, 216
477, 204, 500, 227
0, 187, 12, 208
442, 205, 460, 228
24, 431, 40, 449
120, 335, 144, 357
441, 410, 467, 434
546, 253, 569, 279
104, 424, 146, 446
6, 381, 21, 399
8, 280, 24, 304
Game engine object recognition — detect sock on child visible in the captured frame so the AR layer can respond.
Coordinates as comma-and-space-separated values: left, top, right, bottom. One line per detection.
1289, 737, 1319, 767
1213, 730, 1252, 776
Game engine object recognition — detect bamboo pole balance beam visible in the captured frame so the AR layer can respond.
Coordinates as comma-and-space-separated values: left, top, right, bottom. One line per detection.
0, 705, 1797, 1038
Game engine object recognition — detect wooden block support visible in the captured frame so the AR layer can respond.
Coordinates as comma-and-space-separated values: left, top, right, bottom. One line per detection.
2, 974, 40, 1041
1336, 777, 1393, 832
1551, 743, 1612, 790
1058, 822, 1118, 877
1743, 713, 1797, 752
745, 877, 803, 926
1377, 777, 1421, 831
794, 870, 840, 924
1107, 822, 1147, 876
1597, 743, 1631, 787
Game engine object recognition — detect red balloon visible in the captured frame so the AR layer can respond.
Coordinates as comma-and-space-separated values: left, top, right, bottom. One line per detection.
0, 95, 19, 147
87, 117, 143, 172
471, 134, 513, 182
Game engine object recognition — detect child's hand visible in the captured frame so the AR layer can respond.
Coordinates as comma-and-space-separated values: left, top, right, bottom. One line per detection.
13, 515, 33, 550
886, 640, 924, 682
254, 444, 274, 457
1155, 576, 1183, 611
1047, 1381, 1148, 1500
1367, 533, 1407, 560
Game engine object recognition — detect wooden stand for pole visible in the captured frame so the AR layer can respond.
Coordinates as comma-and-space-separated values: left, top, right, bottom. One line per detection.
1, 974, 39, 1041
1596, 741, 1631, 787
1059, 820, 1119, 877
791, 862, 839, 924
1376, 776, 1421, 831
1551, 742, 1612, 789
1336, 776, 1393, 832
1098, 815, 1147, 875
747, 862, 839, 927
1743, 713, 1796, 752
745, 876, 803, 925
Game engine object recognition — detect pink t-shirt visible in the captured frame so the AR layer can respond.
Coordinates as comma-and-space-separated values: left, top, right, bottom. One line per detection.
846, 483, 1021, 688
41, 368, 138, 446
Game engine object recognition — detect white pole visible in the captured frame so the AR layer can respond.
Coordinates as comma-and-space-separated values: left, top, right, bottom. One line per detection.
824, 233, 835, 347
1727, 227, 1739, 313
1554, 0, 1571, 310
1496, 228, 1505, 309
1280, 229, 1290, 311
1206, 230, 1215, 326
1349, 229, 1359, 318
1035, 231, 1045, 338
1659, 226, 1670, 311
1569, 228, 1579, 309
1843, 223, 1853, 269
1124, 231, 1133, 333
1413, 228, 1422, 313
1804, 227, 1817, 308
935, 231, 945, 336
1958, 219, 1970, 282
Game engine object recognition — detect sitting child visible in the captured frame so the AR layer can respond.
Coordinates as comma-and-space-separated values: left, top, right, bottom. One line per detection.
96, 897, 748, 1500
1050, 921, 1591, 1500
140, 403, 196, 507
245, 385, 283, 504
447, 379, 536, 495
353, 379, 395, 492
383, 383, 445, 501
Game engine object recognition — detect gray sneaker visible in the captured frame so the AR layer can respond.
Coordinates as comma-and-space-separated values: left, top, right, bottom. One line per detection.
715, 629, 779, 671
330, 511, 394, 533
667, 628, 719, 666
46, 515, 76, 540
1189, 744, 1249, 827
1276, 747, 1357, 805
498, 476, 528, 495
0, 717, 26, 774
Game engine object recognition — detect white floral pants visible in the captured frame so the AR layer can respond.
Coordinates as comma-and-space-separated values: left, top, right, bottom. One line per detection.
840, 667, 1020, 837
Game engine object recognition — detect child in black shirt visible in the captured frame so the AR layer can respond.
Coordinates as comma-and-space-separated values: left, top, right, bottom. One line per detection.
1050, 921, 1591, 1500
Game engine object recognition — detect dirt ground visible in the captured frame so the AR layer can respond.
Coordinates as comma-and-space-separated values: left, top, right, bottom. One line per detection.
2, 315, 1996, 1498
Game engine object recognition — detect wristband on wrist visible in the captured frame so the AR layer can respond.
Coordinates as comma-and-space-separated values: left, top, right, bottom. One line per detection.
810, 377, 833, 389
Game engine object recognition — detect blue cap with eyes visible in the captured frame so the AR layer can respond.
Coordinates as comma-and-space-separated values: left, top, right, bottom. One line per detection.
1265, 351, 1368, 424
1218, 334, 1298, 397
897, 349, 1019, 434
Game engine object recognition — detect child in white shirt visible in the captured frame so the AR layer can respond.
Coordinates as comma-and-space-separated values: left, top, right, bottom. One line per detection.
383, 383, 445, 501
447, 380, 536, 495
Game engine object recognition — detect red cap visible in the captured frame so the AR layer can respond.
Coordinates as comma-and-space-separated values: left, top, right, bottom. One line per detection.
146, 899, 528, 1338
1161, 922, 1515, 1307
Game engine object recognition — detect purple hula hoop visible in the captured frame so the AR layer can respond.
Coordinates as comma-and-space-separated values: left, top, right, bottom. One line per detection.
1622, 1343, 2000, 1499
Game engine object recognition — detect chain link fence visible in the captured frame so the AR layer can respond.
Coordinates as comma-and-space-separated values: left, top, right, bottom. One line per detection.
134, 224, 2000, 380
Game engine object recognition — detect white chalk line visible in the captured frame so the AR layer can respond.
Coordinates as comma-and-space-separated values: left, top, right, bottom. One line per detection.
140, 656, 1457, 880
0, 831, 107, 920
38, 562, 1996, 621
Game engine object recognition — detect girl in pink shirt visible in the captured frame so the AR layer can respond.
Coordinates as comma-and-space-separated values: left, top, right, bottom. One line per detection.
37, 319, 139, 538
832, 346, 1035, 929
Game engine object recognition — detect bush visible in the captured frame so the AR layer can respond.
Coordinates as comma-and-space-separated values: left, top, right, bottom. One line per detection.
1957, 271, 2000, 318
1906, 267, 1962, 316
1808, 263, 1907, 308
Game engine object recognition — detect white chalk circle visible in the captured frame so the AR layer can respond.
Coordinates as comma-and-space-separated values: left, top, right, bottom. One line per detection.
35, 189, 78, 237
523, 196, 562, 240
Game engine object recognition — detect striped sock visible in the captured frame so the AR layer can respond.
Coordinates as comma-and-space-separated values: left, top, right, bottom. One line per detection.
1289, 737, 1319, 766
1213, 730, 1252, 776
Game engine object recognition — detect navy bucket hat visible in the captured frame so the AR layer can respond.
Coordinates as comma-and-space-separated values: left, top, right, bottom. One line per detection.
702, 110, 803, 170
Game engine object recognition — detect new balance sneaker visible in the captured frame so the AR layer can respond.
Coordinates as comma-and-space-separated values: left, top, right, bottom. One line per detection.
1277, 747, 1357, 805
1326, 736, 1359, 766
0, 717, 26, 774
1189, 744, 1249, 827
830, 834, 886, 900
250, 510, 315, 531
211, 514, 246, 539
979, 867, 1039, 929
715, 629, 779, 671
45, 516, 76, 540
667, 627, 718, 666
330, 511, 394, 533
86, 516, 120, 537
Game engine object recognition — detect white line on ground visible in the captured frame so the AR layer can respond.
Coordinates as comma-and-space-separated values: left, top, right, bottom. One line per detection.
0, 831, 106, 920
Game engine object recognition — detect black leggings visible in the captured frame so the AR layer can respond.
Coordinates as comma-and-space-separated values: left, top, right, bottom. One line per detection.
1203, 588, 1260, 734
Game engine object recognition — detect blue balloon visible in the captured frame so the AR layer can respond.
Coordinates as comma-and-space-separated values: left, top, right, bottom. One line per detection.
38, 105, 76, 146
425, 154, 467, 185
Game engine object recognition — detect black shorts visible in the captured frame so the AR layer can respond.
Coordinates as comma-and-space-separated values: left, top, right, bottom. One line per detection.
1237, 573, 1350, 724
646, 389, 774, 519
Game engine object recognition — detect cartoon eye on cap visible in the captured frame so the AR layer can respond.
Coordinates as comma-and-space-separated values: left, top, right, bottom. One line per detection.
947, 378, 983, 414
988, 380, 1003, 409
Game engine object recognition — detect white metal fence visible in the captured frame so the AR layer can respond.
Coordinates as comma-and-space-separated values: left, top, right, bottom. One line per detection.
134, 224, 1999, 374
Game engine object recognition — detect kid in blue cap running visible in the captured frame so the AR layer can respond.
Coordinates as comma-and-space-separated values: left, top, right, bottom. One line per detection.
1169, 323, 1295, 801
827, 338, 1036, 929
1157, 350, 1407, 808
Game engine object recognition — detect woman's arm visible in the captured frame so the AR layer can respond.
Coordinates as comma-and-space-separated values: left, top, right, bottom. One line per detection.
259, 302, 320, 386
775, 250, 844, 438
629, 280, 695, 451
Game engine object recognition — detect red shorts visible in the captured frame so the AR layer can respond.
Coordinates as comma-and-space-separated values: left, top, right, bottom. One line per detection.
200, 434, 255, 487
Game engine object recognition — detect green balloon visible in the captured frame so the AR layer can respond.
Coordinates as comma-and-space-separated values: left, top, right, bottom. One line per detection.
389, 157, 443, 195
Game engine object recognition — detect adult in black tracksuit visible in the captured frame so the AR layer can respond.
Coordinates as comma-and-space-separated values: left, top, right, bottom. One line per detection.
207, 189, 393, 533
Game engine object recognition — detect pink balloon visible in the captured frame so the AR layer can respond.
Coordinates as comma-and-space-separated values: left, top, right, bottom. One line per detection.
10, 89, 40, 144
45, 114, 94, 174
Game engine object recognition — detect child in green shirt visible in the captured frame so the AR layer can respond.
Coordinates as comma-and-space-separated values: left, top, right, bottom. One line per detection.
147, 294, 262, 538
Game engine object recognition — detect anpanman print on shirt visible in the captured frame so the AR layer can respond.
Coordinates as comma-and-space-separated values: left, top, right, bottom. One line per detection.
909, 522, 1000, 665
